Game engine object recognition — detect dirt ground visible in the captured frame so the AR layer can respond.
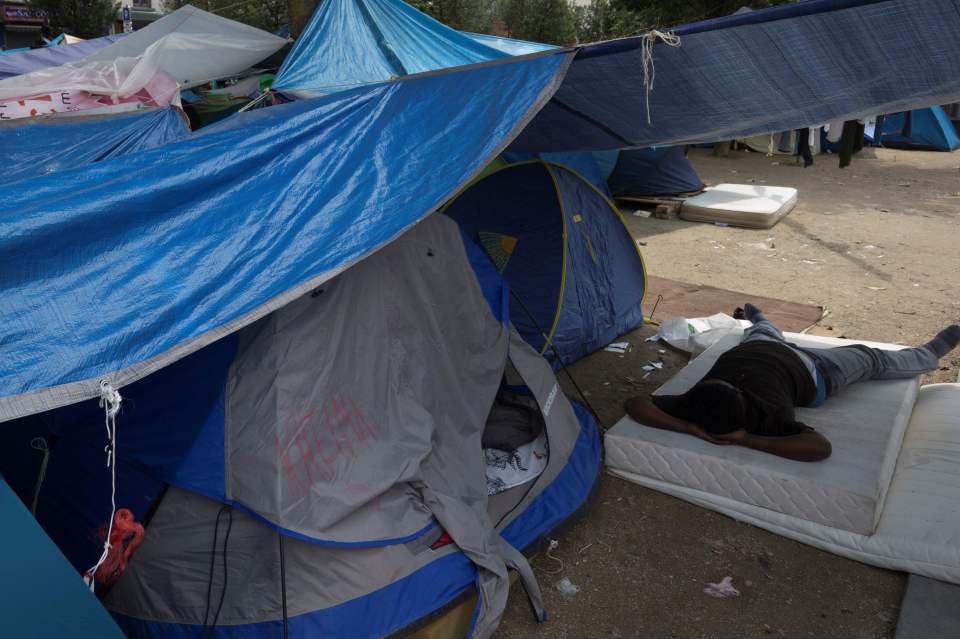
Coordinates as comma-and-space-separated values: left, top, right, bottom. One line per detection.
498, 147, 960, 638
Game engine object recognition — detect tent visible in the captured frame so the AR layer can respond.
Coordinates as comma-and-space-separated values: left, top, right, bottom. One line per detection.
869, 106, 960, 151
0, 214, 600, 638
444, 161, 647, 367
607, 146, 705, 197
0, 107, 190, 186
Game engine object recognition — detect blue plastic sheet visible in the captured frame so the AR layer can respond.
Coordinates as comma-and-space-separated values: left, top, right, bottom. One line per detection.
273, 0, 507, 95
510, 0, 960, 151
0, 476, 124, 638
0, 52, 569, 418
463, 32, 557, 56
0, 108, 190, 187
0, 34, 124, 80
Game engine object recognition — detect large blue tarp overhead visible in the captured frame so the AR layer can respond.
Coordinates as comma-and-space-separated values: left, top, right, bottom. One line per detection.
0, 108, 190, 187
510, 0, 960, 151
273, 0, 508, 95
0, 34, 124, 80
0, 52, 569, 420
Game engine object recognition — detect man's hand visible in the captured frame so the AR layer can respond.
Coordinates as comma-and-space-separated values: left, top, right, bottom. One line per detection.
709, 428, 748, 445
685, 422, 734, 446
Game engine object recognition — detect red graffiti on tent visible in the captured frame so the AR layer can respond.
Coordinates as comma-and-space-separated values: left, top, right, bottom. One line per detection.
275, 393, 377, 497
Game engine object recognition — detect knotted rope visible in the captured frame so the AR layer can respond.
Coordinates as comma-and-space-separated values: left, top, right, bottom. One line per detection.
84, 381, 122, 592
641, 30, 681, 125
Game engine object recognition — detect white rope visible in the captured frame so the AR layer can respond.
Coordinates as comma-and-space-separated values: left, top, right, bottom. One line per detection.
84, 380, 122, 592
640, 29, 681, 125
29, 437, 50, 516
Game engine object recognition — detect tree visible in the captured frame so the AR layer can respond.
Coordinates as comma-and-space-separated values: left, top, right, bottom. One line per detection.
571, 0, 646, 43
610, 0, 792, 30
31, 0, 118, 39
163, 0, 288, 33
500, 0, 576, 45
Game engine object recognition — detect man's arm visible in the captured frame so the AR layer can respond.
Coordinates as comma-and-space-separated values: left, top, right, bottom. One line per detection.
624, 397, 729, 445
713, 429, 832, 462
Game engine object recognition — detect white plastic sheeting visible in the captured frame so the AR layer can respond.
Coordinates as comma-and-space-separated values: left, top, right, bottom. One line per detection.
83, 5, 287, 88
0, 5, 286, 106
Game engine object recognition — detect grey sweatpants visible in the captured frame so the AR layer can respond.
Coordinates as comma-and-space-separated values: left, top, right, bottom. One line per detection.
741, 318, 939, 397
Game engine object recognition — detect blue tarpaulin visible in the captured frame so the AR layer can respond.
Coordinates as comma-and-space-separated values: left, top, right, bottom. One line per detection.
0, 108, 190, 187
0, 52, 570, 420
0, 475, 124, 638
463, 32, 557, 56
510, 0, 960, 151
273, 0, 508, 95
0, 34, 124, 80
870, 106, 960, 151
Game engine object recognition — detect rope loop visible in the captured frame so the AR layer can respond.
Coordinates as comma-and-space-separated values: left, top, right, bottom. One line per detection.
640, 29, 681, 125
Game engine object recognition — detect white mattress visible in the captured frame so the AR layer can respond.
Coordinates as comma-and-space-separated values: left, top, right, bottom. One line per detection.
606, 331, 919, 536
609, 384, 960, 584
680, 183, 798, 228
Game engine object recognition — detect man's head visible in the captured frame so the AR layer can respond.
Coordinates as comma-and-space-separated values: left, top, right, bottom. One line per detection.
687, 379, 745, 434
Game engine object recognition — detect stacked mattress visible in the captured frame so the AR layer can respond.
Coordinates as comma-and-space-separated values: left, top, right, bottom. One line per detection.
606, 331, 960, 583
680, 184, 798, 228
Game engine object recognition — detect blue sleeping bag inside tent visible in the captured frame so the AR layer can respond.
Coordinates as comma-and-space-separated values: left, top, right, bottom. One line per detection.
445, 161, 647, 367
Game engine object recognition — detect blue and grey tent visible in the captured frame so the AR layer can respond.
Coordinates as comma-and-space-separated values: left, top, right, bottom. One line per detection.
607, 146, 704, 197
445, 161, 647, 367
0, 107, 190, 187
0, 54, 595, 639
869, 106, 960, 151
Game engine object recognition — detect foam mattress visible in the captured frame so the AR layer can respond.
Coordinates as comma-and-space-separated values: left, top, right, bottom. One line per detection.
608, 384, 960, 584
606, 331, 919, 537
680, 183, 797, 228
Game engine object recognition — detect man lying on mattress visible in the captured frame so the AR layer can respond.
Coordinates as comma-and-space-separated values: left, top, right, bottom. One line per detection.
625, 303, 960, 462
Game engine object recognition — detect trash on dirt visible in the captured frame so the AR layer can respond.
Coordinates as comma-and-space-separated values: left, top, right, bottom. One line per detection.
555, 577, 580, 596
866, 286, 887, 291
704, 576, 740, 598
605, 342, 630, 354
632, 210, 652, 218
641, 361, 664, 373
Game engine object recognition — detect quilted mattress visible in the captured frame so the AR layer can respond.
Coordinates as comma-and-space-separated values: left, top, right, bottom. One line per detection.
608, 384, 960, 584
606, 331, 919, 536
680, 183, 798, 229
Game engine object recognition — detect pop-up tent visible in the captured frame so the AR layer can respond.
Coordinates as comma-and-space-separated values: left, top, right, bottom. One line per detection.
445, 161, 647, 367
607, 146, 704, 197
869, 106, 960, 151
